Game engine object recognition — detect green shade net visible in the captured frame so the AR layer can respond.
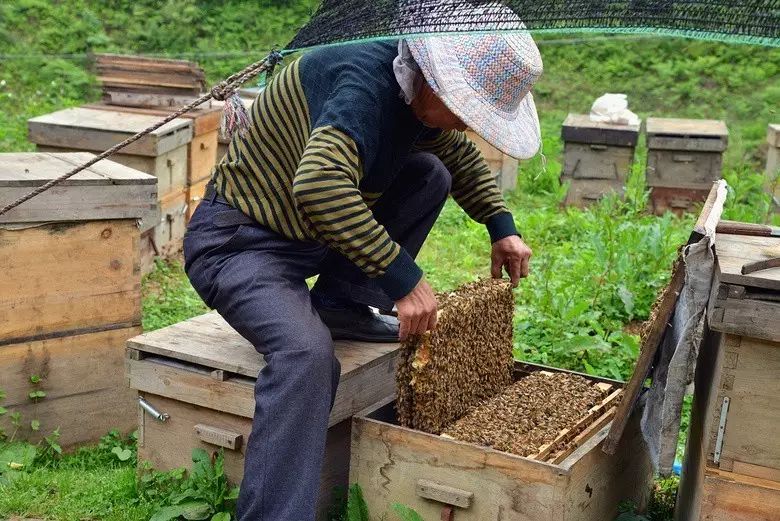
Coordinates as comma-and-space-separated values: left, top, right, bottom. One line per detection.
288, 0, 780, 50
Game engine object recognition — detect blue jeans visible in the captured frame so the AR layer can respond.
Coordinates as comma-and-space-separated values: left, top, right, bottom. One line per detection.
183, 152, 451, 521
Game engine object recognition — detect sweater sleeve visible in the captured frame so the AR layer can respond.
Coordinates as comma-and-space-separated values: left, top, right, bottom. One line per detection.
292, 125, 422, 300
414, 129, 519, 242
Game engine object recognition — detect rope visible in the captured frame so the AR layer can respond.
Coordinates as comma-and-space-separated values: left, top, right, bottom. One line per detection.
0, 50, 284, 218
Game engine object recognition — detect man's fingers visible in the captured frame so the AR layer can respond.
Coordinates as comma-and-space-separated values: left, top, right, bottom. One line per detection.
508, 260, 521, 287
426, 309, 437, 333
491, 255, 503, 279
399, 314, 409, 341
521, 254, 530, 278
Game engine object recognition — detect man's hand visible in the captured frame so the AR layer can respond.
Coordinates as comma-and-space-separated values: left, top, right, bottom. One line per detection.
395, 277, 438, 341
491, 235, 532, 286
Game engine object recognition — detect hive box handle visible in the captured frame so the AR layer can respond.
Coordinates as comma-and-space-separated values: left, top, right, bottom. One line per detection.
194, 424, 243, 451
416, 479, 473, 509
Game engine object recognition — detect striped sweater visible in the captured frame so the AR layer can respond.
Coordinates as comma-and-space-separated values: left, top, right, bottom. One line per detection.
213, 41, 518, 300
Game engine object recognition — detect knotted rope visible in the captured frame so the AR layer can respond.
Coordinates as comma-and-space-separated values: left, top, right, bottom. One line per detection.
0, 50, 284, 218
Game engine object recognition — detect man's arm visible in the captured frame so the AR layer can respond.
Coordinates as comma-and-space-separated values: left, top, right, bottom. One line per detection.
413, 130, 518, 242
415, 129, 532, 284
293, 125, 438, 338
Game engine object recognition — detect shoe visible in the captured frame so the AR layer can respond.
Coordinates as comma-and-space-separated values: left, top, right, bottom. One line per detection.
314, 305, 400, 343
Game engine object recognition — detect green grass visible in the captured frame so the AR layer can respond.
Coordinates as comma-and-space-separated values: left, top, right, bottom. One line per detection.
1, 2, 779, 520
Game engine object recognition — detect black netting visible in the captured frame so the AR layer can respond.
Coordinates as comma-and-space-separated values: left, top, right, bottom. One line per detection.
288, 0, 780, 50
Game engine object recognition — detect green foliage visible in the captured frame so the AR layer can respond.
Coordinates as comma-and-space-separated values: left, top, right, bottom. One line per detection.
391, 503, 425, 521
647, 476, 680, 521
0, 442, 37, 485
149, 449, 239, 521
345, 483, 370, 521
142, 259, 209, 331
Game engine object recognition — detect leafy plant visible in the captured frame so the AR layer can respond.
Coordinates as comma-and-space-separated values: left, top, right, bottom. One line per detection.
345, 484, 370, 521
391, 503, 425, 521
149, 449, 239, 521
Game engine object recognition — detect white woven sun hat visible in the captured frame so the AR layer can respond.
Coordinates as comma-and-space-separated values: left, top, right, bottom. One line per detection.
405, 5, 543, 159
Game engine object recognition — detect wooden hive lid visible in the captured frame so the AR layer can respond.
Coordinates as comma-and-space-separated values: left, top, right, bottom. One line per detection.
768, 123, 780, 147
646, 117, 728, 138
83, 102, 222, 135
127, 310, 399, 379
715, 232, 780, 292
0, 152, 158, 224
561, 113, 640, 147
28, 107, 193, 156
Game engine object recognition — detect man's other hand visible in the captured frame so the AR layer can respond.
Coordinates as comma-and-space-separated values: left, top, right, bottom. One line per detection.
491, 235, 532, 286
395, 277, 438, 341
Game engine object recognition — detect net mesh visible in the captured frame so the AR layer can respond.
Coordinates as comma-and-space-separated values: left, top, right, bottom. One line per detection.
288, 0, 780, 50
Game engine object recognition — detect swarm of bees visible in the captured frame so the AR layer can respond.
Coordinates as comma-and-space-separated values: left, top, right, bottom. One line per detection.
442, 372, 608, 457
396, 279, 514, 434
396, 278, 618, 459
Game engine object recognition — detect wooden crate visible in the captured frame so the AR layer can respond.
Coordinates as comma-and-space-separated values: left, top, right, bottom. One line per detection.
140, 188, 188, 273
675, 231, 780, 520
646, 118, 727, 213
126, 311, 401, 520
561, 114, 640, 179
29, 107, 192, 198
86, 102, 220, 186
351, 364, 654, 521
649, 186, 712, 215
465, 129, 519, 192
0, 152, 150, 447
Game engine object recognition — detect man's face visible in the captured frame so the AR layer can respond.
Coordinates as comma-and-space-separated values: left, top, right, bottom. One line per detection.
411, 82, 468, 132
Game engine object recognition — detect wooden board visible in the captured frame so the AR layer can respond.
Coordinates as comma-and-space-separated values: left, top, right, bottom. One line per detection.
650, 186, 712, 215
698, 469, 780, 521
647, 150, 722, 189
28, 107, 192, 157
187, 130, 218, 184
716, 335, 780, 472
37, 143, 187, 200
126, 338, 398, 429
85, 103, 221, 136
0, 152, 157, 224
127, 311, 399, 379
646, 118, 729, 152
465, 130, 518, 192
0, 220, 141, 343
562, 113, 640, 147
714, 234, 780, 291
0, 326, 139, 447
137, 393, 350, 521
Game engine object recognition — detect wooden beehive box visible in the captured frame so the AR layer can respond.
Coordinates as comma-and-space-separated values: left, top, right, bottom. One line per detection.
465, 129, 519, 192
646, 118, 728, 214
675, 230, 780, 521
86, 102, 221, 186
352, 363, 653, 521
126, 311, 401, 520
28, 107, 194, 271
561, 114, 640, 206
0, 152, 155, 448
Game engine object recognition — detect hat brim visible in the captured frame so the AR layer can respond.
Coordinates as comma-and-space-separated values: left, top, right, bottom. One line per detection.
408, 37, 542, 160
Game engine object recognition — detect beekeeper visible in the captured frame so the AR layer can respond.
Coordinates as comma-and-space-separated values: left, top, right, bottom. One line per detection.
183, 25, 542, 521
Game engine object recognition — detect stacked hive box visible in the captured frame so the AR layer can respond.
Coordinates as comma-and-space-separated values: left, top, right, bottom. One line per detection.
0, 152, 156, 448
560, 114, 640, 206
766, 124, 780, 207
675, 231, 780, 520
27, 107, 193, 272
85, 103, 222, 220
126, 311, 401, 520
646, 118, 728, 214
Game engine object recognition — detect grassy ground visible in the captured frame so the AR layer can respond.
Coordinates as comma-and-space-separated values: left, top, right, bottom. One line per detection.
1, 1, 779, 520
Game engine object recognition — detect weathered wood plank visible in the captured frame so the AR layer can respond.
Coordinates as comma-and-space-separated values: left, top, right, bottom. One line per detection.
698, 469, 780, 521
28, 107, 192, 157
0, 220, 141, 342
562, 113, 640, 147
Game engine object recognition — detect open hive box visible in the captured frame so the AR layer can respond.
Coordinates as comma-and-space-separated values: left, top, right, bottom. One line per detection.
351, 280, 653, 521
